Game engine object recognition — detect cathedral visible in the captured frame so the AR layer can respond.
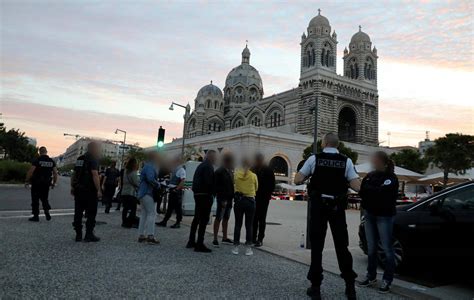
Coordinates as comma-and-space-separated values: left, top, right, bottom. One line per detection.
163, 11, 383, 183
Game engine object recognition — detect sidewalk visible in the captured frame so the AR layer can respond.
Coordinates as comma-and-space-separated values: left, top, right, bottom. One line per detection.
0, 212, 403, 299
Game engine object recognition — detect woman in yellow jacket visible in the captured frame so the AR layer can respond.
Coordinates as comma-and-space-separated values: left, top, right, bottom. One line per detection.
232, 158, 258, 256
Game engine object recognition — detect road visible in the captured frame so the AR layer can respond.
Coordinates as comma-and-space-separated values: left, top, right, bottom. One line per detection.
0, 176, 74, 211
0, 213, 404, 299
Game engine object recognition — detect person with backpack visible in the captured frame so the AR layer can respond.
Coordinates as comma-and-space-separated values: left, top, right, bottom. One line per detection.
25, 146, 58, 222
121, 158, 140, 228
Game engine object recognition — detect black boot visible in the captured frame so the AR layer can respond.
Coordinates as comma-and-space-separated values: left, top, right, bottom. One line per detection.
45, 210, 51, 221
306, 285, 321, 300
186, 240, 196, 249
28, 215, 39, 222
84, 232, 100, 242
194, 244, 212, 253
170, 223, 180, 229
345, 281, 357, 300
75, 231, 83, 242
156, 220, 167, 227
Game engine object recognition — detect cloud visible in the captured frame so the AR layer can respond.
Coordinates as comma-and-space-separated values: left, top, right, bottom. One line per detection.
1, 100, 183, 155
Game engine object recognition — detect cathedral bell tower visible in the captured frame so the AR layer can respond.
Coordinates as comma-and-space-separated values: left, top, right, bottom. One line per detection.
300, 9, 338, 78
343, 26, 378, 85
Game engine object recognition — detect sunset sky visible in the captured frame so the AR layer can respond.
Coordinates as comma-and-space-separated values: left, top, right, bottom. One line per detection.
1, 0, 473, 156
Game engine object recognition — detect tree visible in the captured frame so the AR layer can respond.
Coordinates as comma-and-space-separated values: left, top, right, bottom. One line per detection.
303, 140, 358, 164
0, 124, 37, 162
425, 133, 474, 186
390, 149, 428, 174
183, 145, 203, 162
127, 147, 146, 164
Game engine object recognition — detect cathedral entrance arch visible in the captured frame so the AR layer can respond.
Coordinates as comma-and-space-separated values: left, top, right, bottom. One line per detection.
338, 107, 357, 142
269, 156, 289, 177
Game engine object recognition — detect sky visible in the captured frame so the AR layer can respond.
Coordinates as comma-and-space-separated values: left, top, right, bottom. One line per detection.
1, 0, 473, 156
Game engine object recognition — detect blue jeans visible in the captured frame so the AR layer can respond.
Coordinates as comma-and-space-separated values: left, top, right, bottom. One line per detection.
364, 211, 395, 283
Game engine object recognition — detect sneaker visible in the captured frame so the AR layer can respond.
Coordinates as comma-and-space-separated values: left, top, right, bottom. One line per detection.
231, 246, 239, 255
194, 244, 212, 253
186, 240, 196, 249
245, 246, 254, 256
306, 285, 321, 300
138, 236, 147, 243
84, 233, 100, 242
28, 216, 39, 222
345, 282, 357, 300
358, 277, 377, 287
75, 231, 83, 242
45, 211, 51, 221
221, 238, 233, 245
212, 240, 219, 247
156, 221, 167, 227
170, 223, 180, 229
378, 280, 391, 294
147, 237, 160, 245
254, 241, 263, 247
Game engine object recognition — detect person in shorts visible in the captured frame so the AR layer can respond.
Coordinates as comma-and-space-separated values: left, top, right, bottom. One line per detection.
212, 152, 234, 247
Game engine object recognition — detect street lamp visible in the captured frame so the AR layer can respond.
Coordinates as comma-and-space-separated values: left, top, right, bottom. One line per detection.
169, 101, 190, 157
115, 128, 127, 170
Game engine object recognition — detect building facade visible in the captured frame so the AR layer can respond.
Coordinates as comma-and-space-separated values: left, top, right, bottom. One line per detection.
61, 138, 125, 167
162, 11, 383, 183
185, 11, 378, 145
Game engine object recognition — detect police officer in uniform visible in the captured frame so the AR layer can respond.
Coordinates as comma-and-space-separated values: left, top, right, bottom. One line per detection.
71, 141, 102, 242
25, 146, 58, 222
157, 156, 186, 228
295, 133, 361, 300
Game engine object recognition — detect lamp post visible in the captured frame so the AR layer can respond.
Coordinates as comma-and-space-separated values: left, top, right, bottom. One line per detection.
115, 128, 126, 170
169, 101, 190, 157
306, 95, 319, 249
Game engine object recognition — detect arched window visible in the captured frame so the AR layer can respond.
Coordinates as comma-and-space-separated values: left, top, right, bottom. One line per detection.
364, 57, 375, 80
250, 115, 261, 126
305, 43, 315, 67
338, 107, 357, 142
321, 42, 333, 67
214, 101, 218, 109
206, 100, 211, 108
269, 156, 289, 177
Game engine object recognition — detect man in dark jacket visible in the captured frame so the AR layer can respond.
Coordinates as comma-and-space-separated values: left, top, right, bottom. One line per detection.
187, 150, 216, 253
251, 153, 275, 247
212, 152, 235, 247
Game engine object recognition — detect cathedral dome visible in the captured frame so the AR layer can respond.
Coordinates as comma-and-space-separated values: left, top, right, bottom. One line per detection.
225, 63, 263, 91
308, 12, 330, 28
351, 27, 371, 43
197, 82, 223, 98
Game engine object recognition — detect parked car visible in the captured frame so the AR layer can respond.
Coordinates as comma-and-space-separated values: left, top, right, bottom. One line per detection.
359, 181, 474, 270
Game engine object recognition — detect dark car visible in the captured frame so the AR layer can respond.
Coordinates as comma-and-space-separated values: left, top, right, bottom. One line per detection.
359, 181, 474, 269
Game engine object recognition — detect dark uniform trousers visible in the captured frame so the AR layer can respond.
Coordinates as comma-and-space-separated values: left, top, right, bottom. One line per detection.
189, 194, 213, 245
307, 196, 357, 285
31, 184, 51, 216
163, 189, 183, 223
73, 192, 98, 234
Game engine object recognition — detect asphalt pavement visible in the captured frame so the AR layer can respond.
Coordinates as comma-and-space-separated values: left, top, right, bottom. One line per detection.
0, 213, 404, 299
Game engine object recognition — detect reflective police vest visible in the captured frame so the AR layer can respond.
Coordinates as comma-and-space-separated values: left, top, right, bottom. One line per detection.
308, 152, 348, 197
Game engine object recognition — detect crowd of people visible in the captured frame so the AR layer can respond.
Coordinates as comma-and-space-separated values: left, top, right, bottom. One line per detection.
25, 132, 400, 299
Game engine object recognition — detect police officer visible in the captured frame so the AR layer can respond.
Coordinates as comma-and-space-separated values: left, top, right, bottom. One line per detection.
25, 146, 58, 222
157, 156, 186, 228
71, 141, 102, 242
295, 133, 361, 300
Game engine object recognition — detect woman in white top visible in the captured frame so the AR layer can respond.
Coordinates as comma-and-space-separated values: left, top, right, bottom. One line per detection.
121, 158, 140, 228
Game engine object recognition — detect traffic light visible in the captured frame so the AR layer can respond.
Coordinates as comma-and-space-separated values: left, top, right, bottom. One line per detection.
157, 126, 165, 148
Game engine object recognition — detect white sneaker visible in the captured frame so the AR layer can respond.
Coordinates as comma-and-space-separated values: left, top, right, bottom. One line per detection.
232, 246, 239, 255
245, 246, 254, 256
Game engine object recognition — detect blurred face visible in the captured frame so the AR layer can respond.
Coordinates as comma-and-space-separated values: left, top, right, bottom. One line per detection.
241, 158, 250, 171
90, 144, 101, 159
370, 154, 385, 171
207, 152, 217, 165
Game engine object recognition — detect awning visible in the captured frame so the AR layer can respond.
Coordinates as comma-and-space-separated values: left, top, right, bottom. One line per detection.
416, 168, 474, 185
355, 163, 423, 181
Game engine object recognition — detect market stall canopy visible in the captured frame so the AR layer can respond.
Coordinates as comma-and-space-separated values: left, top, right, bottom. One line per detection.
417, 168, 474, 185
276, 183, 307, 190
355, 163, 423, 181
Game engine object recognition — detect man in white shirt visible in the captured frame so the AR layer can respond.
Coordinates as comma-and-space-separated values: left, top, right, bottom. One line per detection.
295, 133, 360, 300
